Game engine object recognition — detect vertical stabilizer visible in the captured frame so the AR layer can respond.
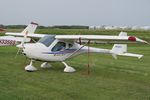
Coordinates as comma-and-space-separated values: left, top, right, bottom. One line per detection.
20, 22, 38, 48
21, 22, 38, 34
112, 32, 127, 54
111, 32, 143, 59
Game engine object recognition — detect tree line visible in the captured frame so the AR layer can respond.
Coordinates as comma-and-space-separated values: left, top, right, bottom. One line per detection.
0, 24, 89, 29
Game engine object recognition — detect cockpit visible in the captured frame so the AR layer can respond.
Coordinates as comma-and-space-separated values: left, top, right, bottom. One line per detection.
38, 35, 74, 52
38, 35, 55, 47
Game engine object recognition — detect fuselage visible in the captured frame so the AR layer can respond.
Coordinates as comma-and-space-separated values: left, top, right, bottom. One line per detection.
23, 35, 112, 62
23, 41, 85, 61
0, 36, 16, 46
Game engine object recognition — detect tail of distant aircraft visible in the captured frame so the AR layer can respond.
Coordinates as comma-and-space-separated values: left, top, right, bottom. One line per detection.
3, 22, 38, 46
111, 32, 143, 59
21, 22, 38, 35
18, 22, 38, 48
2, 22, 39, 48
15, 22, 38, 55
5, 22, 38, 37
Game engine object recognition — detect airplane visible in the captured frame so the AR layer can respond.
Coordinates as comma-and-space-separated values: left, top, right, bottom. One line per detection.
5, 24, 148, 73
0, 28, 5, 31
0, 22, 38, 46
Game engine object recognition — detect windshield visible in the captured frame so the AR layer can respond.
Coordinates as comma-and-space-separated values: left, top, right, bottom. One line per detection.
38, 35, 55, 47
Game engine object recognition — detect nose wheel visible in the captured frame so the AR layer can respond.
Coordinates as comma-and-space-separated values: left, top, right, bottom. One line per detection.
25, 60, 37, 72
41, 62, 52, 68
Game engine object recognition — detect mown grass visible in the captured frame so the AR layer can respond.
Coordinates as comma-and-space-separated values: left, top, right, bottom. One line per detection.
0, 29, 149, 100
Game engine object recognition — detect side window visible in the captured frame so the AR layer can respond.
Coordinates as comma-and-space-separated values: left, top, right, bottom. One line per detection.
52, 42, 66, 51
68, 43, 73, 48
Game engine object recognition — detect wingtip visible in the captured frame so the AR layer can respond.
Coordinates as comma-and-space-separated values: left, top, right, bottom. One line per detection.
138, 55, 143, 59
136, 38, 149, 44
142, 40, 150, 44
145, 41, 150, 45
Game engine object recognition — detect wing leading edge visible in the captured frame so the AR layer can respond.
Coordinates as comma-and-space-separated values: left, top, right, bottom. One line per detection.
55, 32, 147, 43
6, 31, 148, 44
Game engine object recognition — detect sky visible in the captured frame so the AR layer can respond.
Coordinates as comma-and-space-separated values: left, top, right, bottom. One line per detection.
0, 0, 150, 26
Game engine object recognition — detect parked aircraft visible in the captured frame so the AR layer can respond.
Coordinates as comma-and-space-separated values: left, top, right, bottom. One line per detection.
0, 22, 38, 46
5, 24, 148, 73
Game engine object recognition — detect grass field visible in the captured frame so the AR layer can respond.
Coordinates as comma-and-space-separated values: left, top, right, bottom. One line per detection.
0, 29, 150, 100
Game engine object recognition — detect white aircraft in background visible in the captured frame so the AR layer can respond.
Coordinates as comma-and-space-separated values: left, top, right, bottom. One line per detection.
0, 22, 38, 46
5, 24, 148, 73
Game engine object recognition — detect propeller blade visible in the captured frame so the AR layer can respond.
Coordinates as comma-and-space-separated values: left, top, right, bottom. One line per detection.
15, 31, 28, 58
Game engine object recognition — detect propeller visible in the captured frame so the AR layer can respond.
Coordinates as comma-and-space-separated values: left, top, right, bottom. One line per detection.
79, 37, 82, 45
15, 31, 28, 58
15, 47, 23, 58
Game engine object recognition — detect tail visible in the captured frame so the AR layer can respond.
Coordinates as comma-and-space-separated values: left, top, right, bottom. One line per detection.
4, 22, 38, 48
21, 22, 38, 35
111, 32, 143, 59
5, 22, 38, 37
17, 22, 38, 48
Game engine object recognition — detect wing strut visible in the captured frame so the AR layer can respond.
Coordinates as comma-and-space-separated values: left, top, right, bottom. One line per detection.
87, 40, 91, 75
82, 40, 91, 75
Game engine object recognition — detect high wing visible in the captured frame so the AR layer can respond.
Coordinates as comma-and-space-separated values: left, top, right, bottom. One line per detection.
55, 32, 147, 44
6, 32, 148, 44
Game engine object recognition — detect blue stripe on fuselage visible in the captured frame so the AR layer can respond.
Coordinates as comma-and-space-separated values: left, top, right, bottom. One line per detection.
43, 49, 77, 54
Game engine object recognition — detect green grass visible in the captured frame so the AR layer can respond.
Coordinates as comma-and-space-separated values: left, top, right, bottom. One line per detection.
0, 29, 150, 100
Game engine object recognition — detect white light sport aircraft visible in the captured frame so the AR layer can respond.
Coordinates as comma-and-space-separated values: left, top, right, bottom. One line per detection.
5, 25, 148, 73
0, 22, 38, 46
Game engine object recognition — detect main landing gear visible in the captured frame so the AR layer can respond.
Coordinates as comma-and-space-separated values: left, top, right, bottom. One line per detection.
25, 61, 52, 72
62, 62, 76, 73
25, 60, 75, 73
25, 60, 37, 72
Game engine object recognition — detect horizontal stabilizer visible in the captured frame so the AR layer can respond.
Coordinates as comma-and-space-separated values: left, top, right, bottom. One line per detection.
111, 32, 143, 59
117, 53, 143, 59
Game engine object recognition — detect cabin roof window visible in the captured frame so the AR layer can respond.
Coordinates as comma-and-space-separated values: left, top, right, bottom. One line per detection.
38, 35, 55, 47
